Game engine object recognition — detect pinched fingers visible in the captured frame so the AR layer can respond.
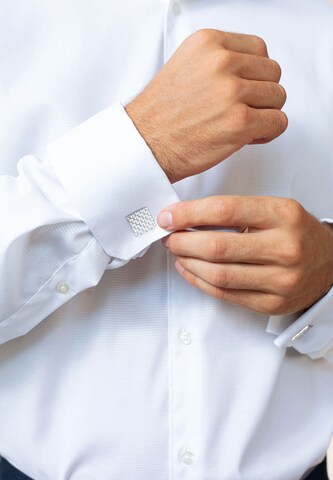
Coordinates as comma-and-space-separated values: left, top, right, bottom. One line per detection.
157, 196, 286, 231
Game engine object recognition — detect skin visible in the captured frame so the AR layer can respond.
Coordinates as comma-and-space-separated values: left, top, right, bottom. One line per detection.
157, 197, 333, 315
125, 29, 287, 183
125, 29, 333, 314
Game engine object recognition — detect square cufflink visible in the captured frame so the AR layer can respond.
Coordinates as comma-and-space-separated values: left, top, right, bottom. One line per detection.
126, 207, 156, 236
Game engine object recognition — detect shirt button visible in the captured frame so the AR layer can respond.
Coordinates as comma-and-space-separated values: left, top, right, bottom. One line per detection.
181, 451, 195, 465
56, 282, 70, 294
179, 330, 192, 345
172, 2, 181, 15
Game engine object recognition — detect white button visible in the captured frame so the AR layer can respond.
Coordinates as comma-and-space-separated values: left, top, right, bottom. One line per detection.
179, 330, 192, 345
291, 324, 313, 342
56, 282, 69, 294
181, 451, 195, 465
172, 2, 181, 15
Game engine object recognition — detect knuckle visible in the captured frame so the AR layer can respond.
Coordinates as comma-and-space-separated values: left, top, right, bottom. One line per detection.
291, 242, 305, 264
223, 78, 243, 99
279, 111, 289, 132
214, 286, 227, 300
268, 296, 288, 315
270, 111, 288, 136
190, 28, 217, 46
209, 237, 224, 259
279, 84, 287, 107
281, 240, 304, 266
277, 199, 305, 228
270, 59, 282, 81
187, 270, 198, 287
286, 199, 305, 226
214, 268, 229, 288
212, 49, 234, 71
213, 198, 235, 225
230, 104, 253, 131
251, 35, 268, 56
280, 271, 302, 293
179, 202, 194, 227
274, 84, 287, 108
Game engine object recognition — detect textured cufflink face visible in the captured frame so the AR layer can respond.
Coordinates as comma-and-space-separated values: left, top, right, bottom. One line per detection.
126, 207, 156, 236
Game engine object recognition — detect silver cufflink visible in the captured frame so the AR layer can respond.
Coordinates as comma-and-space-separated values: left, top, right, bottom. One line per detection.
126, 207, 156, 236
291, 324, 313, 342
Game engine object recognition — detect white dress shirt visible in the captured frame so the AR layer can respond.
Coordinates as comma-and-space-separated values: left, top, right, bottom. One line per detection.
0, 1, 333, 479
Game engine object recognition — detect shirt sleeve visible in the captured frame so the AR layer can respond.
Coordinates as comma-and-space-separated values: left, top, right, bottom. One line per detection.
0, 103, 180, 345
266, 218, 333, 361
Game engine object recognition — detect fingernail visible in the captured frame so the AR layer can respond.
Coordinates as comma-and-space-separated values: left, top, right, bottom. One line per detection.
157, 211, 173, 229
175, 260, 185, 274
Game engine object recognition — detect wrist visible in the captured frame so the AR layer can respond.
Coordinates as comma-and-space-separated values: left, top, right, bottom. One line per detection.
124, 100, 179, 183
322, 221, 333, 287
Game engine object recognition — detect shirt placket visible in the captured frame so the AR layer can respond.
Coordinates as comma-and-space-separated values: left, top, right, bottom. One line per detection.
164, 3, 199, 479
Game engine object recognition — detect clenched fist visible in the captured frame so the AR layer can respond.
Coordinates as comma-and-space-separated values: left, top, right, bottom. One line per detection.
125, 29, 288, 183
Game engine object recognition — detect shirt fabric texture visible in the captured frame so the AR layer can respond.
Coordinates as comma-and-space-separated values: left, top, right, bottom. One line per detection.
0, 1, 333, 479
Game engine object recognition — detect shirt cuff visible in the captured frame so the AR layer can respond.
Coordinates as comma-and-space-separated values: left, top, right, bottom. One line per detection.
266, 216, 333, 361
321, 218, 333, 224
46, 103, 180, 261
266, 285, 333, 361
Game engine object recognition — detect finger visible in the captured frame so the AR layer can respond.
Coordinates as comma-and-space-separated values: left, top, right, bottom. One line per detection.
165, 230, 277, 264
249, 107, 288, 142
241, 80, 286, 110
249, 138, 273, 145
158, 196, 283, 231
174, 260, 284, 315
237, 54, 282, 82
216, 31, 269, 57
176, 256, 279, 293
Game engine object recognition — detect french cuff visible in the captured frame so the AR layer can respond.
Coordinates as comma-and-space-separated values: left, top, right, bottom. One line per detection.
47, 103, 180, 261
266, 285, 333, 361
266, 216, 333, 361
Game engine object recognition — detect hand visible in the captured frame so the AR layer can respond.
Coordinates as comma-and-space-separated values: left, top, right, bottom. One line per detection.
125, 29, 288, 183
157, 196, 333, 315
